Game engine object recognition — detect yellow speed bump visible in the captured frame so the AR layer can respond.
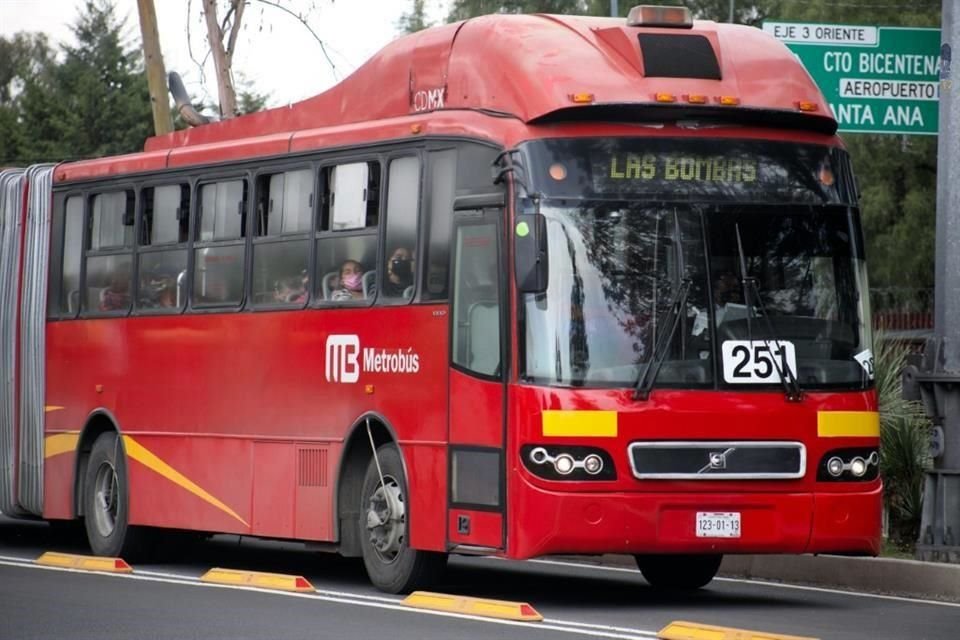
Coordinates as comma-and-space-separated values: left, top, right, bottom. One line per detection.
658, 620, 818, 640
200, 567, 314, 592
403, 591, 543, 622
36, 552, 132, 573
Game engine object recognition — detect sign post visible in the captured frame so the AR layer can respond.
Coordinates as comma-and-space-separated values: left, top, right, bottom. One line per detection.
764, 22, 942, 135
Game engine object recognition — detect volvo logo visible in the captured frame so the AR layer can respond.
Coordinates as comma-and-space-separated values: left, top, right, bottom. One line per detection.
700, 447, 736, 473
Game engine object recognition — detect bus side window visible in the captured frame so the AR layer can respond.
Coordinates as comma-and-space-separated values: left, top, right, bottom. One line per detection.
251, 169, 313, 307
60, 196, 84, 315
422, 149, 456, 301
138, 185, 189, 312
315, 161, 380, 305
193, 179, 247, 307
380, 156, 420, 304
84, 190, 134, 314
452, 220, 501, 377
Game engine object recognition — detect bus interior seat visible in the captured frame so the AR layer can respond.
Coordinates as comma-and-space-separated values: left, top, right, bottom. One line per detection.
68, 289, 80, 313
322, 271, 338, 300
86, 287, 106, 311
467, 301, 499, 375
403, 285, 414, 300
362, 271, 376, 299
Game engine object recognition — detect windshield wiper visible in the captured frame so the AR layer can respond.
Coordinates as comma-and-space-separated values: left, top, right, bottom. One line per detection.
635, 210, 689, 401
633, 278, 691, 400
734, 223, 803, 403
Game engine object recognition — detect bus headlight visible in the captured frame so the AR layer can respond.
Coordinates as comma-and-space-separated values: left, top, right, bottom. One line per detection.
583, 454, 604, 475
817, 448, 879, 482
554, 454, 576, 475
849, 457, 867, 477
520, 445, 616, 481
827, 456, 845, 477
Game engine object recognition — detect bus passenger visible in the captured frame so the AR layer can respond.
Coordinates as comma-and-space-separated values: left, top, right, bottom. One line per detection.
142, 266, 178, 309
331, 259, 365, 301
382, 246, 414, 297
99, 274, 130, 311
274, 273, 307, 304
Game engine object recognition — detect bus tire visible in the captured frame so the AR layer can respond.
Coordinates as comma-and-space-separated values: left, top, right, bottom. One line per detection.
82, 432, 145, 559
359, 443, 446, 593
635, 553, 722, 590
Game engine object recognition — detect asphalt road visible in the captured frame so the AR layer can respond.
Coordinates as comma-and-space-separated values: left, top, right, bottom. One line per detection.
1, 516, 956, 640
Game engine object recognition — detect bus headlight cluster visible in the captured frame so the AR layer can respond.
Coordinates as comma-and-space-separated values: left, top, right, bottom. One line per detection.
818, 448, 879, 481
521, 445, 615, 481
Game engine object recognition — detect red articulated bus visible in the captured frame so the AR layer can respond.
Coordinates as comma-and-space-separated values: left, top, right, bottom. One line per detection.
0, 6, 880, 593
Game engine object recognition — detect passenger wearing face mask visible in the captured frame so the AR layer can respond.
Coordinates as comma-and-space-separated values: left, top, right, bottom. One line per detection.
382, 247, 414, 298
331, 259, 366, 301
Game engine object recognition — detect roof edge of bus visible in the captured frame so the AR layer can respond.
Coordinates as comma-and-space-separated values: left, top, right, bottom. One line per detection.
134, 13, 832, 156
530, 104, 839, 136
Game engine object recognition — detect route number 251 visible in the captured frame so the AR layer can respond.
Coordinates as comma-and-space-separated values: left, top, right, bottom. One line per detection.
721, 340, 798, 384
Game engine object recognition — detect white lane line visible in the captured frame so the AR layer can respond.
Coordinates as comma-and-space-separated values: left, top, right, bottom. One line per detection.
0, 558, 659, 639
511, 557, 960, 609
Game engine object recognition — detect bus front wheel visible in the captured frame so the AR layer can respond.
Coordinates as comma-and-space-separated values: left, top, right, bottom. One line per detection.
635, 553, 722, 590
359, 443, 446, 593
82, 432, 145, 558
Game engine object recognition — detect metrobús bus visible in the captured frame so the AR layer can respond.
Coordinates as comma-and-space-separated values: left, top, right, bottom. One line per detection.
0, 6, 880, 593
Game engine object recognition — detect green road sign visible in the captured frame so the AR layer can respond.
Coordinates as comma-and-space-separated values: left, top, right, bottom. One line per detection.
763, 22, 942, 135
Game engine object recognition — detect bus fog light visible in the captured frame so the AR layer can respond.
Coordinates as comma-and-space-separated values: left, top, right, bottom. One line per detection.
583, 454, 604, 475
849, 457, 867, 477
554, 454, 576, 475
827, 456, 845, 477
530, 447, 549, 465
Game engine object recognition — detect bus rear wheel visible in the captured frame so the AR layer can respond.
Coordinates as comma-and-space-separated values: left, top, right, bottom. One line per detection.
82, 432, 145, 559
359, 443, 446, 593
635, 553, 722, 590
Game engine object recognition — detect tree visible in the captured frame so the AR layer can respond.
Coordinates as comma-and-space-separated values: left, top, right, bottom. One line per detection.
0, 33, 55, 165
195, 0, 335, 119
9, 0, 152, 164
398, 0, 434, 34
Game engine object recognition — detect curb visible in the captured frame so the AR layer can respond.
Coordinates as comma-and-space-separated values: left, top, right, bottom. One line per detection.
555, 553, 960, 602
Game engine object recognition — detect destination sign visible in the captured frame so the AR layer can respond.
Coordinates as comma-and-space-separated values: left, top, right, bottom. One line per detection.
605, 154, 758, 184
523, 138, 853, 205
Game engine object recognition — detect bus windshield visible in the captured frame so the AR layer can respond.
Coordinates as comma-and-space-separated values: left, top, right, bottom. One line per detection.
518, 138, 872, 391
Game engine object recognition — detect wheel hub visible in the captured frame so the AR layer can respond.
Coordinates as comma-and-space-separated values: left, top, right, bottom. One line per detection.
92, 461, 119, 538
365, 475, 405, 563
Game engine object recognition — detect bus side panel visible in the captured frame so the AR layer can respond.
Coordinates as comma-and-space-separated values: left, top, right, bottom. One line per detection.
125, 434, 252, 535
41, 448, 76, 520
402, 443, 447, 551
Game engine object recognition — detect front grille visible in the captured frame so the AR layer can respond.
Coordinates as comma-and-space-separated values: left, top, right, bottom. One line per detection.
629, 441, 806, 480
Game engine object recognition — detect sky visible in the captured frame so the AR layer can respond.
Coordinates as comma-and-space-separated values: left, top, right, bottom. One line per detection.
0, 0, 450, 109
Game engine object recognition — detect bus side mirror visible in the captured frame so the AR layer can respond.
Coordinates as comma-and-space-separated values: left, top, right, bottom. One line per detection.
515, 213, 548, 294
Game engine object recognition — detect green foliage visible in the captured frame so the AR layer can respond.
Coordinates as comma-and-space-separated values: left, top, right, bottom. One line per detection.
1, 0, 270, 165
0, 0, 152, 164
399, 0, 434, 34
874, 333, 929, 547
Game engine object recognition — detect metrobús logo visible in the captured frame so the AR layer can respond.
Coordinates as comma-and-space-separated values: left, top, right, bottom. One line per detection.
324, 334, 421, 383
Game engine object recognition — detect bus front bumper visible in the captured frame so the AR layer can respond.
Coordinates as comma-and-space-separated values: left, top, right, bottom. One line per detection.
508, 479, 882, 559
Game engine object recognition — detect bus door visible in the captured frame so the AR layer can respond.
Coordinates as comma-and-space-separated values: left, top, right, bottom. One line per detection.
447, 201, 506, 551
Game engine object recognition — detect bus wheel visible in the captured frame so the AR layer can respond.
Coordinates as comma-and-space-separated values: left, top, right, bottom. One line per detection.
359, 443, 446, 593
635, 554, 722, 590
82, 432, 144, 558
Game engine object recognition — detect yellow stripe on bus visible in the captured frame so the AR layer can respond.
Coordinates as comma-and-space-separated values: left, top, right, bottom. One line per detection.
122, 435, 249, 528
817, 411, 880, 438
44, 433, 80, 459
542, 410, 618, 438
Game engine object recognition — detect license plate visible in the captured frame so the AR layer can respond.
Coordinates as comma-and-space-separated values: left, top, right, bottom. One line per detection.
696, 511, 741, 538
